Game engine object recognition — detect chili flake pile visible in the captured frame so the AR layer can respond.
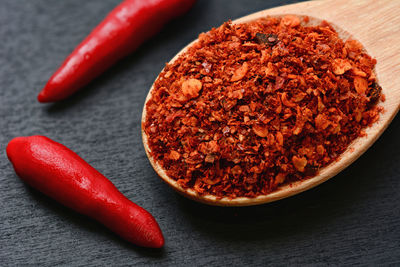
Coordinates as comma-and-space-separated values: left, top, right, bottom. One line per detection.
144, 15, 383, 198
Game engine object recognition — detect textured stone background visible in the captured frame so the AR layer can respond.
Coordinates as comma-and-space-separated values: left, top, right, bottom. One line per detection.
1, 0, 399, 265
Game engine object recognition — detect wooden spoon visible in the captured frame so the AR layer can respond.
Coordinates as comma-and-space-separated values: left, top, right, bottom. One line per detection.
142, 0, 400, 206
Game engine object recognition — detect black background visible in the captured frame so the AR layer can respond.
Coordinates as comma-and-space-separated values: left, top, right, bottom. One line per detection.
1, 0, 399, 265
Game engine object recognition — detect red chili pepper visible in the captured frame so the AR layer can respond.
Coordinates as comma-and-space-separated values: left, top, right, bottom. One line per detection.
38, 0, 196, 103
6, 136, 164, 248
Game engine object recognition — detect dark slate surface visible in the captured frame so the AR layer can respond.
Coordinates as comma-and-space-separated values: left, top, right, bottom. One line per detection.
1, 0, 399, 265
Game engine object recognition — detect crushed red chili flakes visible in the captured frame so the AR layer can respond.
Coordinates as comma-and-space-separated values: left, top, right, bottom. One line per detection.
144, 15, 384, 198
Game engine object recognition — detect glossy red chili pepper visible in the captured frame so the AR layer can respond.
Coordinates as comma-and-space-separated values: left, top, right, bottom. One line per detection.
38, 0, 196, 103
6, 136, 164, 248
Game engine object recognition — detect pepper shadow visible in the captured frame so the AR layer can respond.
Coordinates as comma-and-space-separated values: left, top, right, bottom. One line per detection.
173, 115, 400, 243
14, 178, 166, 258
42, 0, 210, 114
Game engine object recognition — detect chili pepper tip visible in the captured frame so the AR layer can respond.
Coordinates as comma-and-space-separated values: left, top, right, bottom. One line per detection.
37, 88, 55, 103
37, 91, 46, 103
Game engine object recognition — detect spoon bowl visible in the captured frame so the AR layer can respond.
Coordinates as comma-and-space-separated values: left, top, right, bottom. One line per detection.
142, 0, 400, 206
